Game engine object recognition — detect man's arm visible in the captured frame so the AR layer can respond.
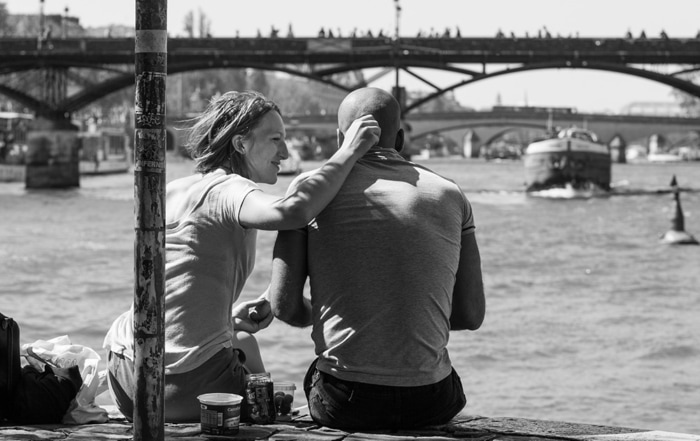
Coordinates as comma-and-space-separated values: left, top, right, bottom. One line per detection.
269, 229, 312, 327
450, 232, 486, 330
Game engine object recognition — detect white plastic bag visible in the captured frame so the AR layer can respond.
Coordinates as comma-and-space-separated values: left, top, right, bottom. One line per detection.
22, 335, 109, 424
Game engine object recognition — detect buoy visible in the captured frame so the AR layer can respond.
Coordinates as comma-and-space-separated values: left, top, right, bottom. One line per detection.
660, 175, 698, 245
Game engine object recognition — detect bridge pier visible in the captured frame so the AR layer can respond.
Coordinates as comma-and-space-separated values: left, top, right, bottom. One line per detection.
462, 130, 481, 158
608, 134, 627, 163
25, 118, 80, 189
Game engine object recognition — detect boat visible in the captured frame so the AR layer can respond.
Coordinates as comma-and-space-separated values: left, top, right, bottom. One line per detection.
647, 152, 684, 163
0, 113, 131, 182
278, 148, 302, 175
523, 127, 611, 198
644, 133, 699, 162
77, 128, 131, 175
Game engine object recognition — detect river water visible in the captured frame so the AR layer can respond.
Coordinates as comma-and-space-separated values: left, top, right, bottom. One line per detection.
2, 156, 699, 434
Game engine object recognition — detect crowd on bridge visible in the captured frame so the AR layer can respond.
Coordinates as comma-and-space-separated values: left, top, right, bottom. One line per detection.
244, 24, 700, 40
249, 25, 467, 39
493, 26, 695, 40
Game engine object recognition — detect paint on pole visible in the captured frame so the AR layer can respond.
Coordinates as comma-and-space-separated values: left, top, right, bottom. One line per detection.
134, 1, 167, 440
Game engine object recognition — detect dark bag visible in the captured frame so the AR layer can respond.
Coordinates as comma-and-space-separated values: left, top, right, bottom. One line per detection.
1, 312, 21, 421
10, 363, 82, 424
1, 313, 82, 424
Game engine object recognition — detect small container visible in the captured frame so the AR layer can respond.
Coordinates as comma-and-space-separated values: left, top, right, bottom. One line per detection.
244, 372, 276, 424
273, 382, 296, 421
197, 393, 243, 436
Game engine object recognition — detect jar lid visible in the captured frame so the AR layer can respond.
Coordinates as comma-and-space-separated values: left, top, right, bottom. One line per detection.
245, 372, 272, 380
197, 393, 243, 405
274, 381, 296, 391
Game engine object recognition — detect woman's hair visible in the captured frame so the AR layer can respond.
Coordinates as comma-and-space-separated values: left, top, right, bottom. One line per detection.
184, 90, 281, 175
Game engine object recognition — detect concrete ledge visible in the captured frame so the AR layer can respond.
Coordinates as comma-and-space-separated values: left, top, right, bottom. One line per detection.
4, 413, 695, 441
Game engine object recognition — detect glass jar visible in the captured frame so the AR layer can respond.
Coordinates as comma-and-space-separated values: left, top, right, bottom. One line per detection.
244, 372, 276, 424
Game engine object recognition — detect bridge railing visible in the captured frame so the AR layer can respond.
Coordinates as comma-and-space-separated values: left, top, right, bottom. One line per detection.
1, 36, 699, 58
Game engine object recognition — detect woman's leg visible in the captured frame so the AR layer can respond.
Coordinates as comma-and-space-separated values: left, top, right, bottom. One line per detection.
106, 351, 135, 422
233, 331, 266, 373
164, 348, 247, 422
108, 348, 248, 423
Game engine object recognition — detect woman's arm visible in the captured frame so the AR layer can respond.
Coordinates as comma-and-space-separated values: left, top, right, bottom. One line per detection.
239, 115, 379, 230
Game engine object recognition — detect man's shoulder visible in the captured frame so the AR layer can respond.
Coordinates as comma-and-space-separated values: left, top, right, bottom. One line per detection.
411, 163, 461, 188
292, 168, 321, 185
286, 168, 321, 195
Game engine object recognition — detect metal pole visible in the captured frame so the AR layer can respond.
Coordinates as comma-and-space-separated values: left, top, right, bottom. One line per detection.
133, 1, 167, 440
392, 0, 403, 117
38, 0, 45, 50
393, 0, 400, 40
393, 0, 401, 91
62, 7, 68, 39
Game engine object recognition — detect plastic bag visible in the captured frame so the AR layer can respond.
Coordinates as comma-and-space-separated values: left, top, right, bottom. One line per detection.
22, 335, 109, 424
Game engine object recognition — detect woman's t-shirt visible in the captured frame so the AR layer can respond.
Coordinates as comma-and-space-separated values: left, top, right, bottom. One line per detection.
104, 170, 260, 374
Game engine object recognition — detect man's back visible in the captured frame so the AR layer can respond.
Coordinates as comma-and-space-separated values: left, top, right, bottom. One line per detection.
307, 148, 475, 387
269, 86, 483, 430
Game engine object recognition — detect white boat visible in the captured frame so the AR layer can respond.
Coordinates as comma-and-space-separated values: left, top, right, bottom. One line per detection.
278, 148, 302, 175
78, 128, 131, 175
523, 127, 611, 197
647, 152, 684, 163
645, 133, 696, 163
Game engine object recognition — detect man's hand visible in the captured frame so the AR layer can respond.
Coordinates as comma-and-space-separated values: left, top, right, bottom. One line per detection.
232, 297, 274, 334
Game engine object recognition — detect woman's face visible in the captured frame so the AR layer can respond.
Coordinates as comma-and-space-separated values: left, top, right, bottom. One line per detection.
242, 111, 289, 184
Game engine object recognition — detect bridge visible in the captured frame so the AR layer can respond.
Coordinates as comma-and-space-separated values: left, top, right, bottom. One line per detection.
160, 108, 698, 158
281, 109, 699, 143
1, 36, 699, 120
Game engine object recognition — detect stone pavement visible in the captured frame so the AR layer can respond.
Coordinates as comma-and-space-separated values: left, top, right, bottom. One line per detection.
4, 407, 697, 441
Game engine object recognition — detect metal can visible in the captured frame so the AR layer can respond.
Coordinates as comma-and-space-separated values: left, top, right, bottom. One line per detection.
244, 372, 276, 424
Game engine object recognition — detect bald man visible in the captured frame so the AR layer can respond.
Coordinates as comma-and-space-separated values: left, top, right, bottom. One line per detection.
269, 87, 485, 430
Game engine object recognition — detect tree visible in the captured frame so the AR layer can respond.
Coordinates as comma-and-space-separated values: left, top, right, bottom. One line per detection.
183, 10, 194, 38
247, 69, 269, 96
197, 8, 211, 38
670, 74, 700, 117
183, 9, 211, 38
0, 2, 13, 37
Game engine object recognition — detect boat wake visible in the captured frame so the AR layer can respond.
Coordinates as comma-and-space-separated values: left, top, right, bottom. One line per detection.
527, 183, 610, 199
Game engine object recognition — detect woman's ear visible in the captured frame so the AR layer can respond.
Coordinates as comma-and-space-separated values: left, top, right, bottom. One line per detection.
232, 135, 246, 155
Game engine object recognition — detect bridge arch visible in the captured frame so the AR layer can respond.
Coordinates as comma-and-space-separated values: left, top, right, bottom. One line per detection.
405, 61, 700, 113
1, 50, 698, 118
412, 121, 548, 141
65, 62, 360, 114
481, 126, 547, 148
0, 84, 45, 112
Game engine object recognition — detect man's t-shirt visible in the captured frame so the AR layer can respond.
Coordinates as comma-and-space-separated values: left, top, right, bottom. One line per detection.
304, 148, 475, 387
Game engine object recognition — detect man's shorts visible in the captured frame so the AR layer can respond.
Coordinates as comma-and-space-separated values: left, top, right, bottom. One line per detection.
303, 358, 467, 430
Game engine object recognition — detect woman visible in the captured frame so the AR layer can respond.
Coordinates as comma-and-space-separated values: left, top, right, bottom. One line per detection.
103, 90, 379, 422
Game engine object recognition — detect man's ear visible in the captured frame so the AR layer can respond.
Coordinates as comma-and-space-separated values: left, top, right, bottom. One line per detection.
232, 135, 246, 154
395, 128, 404, 153
336, 129, 345, 149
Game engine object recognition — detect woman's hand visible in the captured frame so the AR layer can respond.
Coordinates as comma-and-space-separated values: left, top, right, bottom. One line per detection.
232, 297, 274, 334
340, 115, 381, 157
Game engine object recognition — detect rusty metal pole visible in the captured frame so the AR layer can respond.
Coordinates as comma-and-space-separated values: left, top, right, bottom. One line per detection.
133, 1, 167, 440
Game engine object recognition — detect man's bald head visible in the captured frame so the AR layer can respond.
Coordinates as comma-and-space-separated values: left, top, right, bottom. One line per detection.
338, 87, 403, 151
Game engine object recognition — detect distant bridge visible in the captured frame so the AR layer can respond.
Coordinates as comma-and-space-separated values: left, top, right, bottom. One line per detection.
0, 36, 699, 120
166, 108, 698, 153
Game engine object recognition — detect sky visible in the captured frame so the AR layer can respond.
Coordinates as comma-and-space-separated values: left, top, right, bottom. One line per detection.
4, 0, 700, 113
